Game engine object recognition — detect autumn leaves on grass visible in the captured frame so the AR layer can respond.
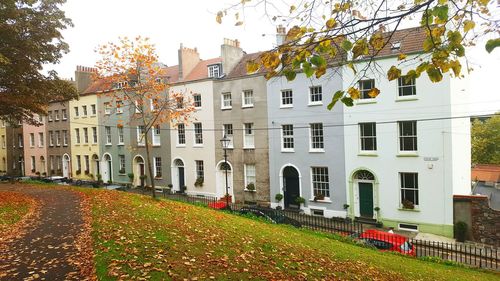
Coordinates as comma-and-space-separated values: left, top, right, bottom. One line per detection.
0, 191, 39, 243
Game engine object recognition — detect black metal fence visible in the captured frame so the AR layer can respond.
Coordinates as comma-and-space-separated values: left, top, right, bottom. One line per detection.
161, 192, 499, 270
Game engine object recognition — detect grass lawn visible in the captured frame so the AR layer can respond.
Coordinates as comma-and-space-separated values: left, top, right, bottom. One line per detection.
0, 191, 34, 232
78, 188, 499, 281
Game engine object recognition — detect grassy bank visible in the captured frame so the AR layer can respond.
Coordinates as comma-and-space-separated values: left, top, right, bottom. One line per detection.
79, 188, 498, 280
0, 191, 33, 232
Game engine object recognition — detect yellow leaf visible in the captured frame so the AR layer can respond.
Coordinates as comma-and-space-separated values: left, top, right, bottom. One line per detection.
246, 61, 260, 74
235, 21, 243, 26
369, 32, 385, 51
216, 11, 223, 24
368, 88, 380, 98
325, 18, 337, 29
290, 5, 296, 13
387, 66, 401, 81
347, 87, 360, 100
463, 20, 475, 32
315, 66, 326, 79
398, 54, 407, 61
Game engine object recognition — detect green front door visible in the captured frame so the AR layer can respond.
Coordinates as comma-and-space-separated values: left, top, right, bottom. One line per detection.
359, 182, 373, 218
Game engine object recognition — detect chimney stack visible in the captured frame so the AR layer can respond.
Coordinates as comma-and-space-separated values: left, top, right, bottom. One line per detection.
276, 25, 287, 46
74, 65, 97, 94
221, 38, 244, 75
178, 43, 201, 81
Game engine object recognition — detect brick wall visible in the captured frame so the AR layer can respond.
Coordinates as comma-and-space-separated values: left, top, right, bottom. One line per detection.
454, 195, 500, 247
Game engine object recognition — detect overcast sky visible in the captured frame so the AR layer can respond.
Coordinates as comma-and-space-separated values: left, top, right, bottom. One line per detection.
49, 0, 499, 115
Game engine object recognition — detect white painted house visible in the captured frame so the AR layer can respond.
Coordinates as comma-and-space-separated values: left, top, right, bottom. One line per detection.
342, 27, 471, 237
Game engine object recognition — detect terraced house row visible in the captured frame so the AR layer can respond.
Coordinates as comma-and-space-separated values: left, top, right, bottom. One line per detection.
0, 27, 472, 237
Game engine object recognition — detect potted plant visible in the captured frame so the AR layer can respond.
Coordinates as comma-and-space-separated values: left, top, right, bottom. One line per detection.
402, 199, 415, 210
84, 170, 89, 175
42, 172, 47, 177
139, 175, 147, 188
275, 193, 283, 202
75, 169, 81, 175
246, 182, 255, 191
119, 168, 125, 174
295, 196, 306, 207
194, 177, 204, 187
35, 171, 40, 177
313, 193, 325, 201
88, 173, 93, 179
31, 169, 36, 173
343, 203, 350, 210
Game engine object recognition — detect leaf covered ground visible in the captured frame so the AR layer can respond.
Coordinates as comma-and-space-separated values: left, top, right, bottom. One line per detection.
0, 191, 35, 232
81, 188, 499, 281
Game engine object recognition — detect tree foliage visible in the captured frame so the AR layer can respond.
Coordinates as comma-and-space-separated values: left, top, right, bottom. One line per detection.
0, 0, 77, 122
471, 115, 500, 165
94, 36, 195, 197
217, 0, 499, 108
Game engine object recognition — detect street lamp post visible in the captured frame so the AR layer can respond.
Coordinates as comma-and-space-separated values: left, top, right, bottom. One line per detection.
220, 135, 230, 209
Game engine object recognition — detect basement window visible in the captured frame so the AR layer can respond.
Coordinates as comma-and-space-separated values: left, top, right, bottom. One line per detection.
398, 223, 418, 232
311, 209, 324, 217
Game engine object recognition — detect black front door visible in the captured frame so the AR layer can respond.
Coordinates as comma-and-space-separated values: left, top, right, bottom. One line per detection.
359, 182, 374, 218
283, 167, 300, 209
179, 167, 185, 192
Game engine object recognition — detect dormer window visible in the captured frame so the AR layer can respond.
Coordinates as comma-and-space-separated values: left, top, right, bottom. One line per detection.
115, 81, 128, 89
391, 41, 401, 51
208, 64, 221, 78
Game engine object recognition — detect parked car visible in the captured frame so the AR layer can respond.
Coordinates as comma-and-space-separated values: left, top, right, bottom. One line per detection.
238, 206, 302, 228
358, 229, 415, 256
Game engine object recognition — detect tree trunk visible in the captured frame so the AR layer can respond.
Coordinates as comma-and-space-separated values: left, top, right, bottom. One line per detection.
143, 130, 156, 198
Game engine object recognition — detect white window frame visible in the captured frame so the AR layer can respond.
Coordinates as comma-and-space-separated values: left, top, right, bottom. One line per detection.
55, 131, 61, 146
38, 132, 44, 147
119, 155, 126, 174
104, 102, 111, 115
1, 135, 5, 148
49, 131, 54, 146
244, 164, 256, 191
54, 110, 60, 121
309, 86, 323, 105
134, 100, 142, 113
221, 92, 232, 110
74, 107, 79, 117
84, 155, 90, 173
359, 79, 376, 100
195, 160, 204, 180
29, 133, 35, 147
193, 123, 203, 145
152, 125, 161, 146
118, 127, 124, 145
92, 127, 97, 144
193, 94, 202, 108
398, 76, 417, 98
281, 124, 294, 152
400, 172, 419, 207
398, 121, 417, 153
30, 156, 35, 171
242, 90, 254, 108
243, 123, 254, 149
280, 89, 293, 108
311, 167, 330, 199
208, 64, 220, 78
116, 101, 123, 114
177, 124, 186, 146
82, 105, 88, 117
91, 104, 97, 116
137, 126, 145, 146
153, 157, 162, 178
18, 134, 23, 148
223, 124, 234, 148
309, 123, 324, 152
105, 126, 112, 145
75, 128, 80, 144
63, 130, 68, 146
48, 111, 53, 121
76, 155, 81, 171
62, 109, 67, 120
83, 128, 88, 144
359, 122, 377, 152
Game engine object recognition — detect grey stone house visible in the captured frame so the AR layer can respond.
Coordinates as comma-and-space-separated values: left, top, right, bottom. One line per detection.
46, 100, 72, 178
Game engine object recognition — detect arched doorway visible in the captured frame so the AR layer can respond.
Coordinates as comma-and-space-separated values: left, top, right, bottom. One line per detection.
353, 170, 376, 219
133, 155, 145, 187
173, 158, 185, 193
101, 154, 112, 183
216, 160, 233, 201
62, 154, 70, 178
92, 154, 100, 177
282, 166, 300, 209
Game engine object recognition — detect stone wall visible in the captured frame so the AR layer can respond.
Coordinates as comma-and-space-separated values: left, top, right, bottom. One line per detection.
454, 195, 500, 247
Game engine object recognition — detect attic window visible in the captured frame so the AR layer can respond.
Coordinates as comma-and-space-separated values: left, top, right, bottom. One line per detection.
208, 64, 221, 78
115, 81, 128, 89
391, 41, 401, 51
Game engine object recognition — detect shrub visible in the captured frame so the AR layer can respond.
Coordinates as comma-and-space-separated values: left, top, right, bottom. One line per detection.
275, 193, 283, 202
194, 177, 204, 187
246, 182, 255, 191
295, 196, 306, 205
454, 221, 468, 242
313, 193, 325, 201
167, 183, 173, 188
75, 169, 81, 175
84, 170, 89, 175
402, 199, 415, 209
127, 173, 134, 181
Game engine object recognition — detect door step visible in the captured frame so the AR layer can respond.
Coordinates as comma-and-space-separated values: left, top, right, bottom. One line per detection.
355, 217, 378, 225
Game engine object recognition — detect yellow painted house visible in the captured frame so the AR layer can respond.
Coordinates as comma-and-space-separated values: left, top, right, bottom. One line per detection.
69, 93, 100, 180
